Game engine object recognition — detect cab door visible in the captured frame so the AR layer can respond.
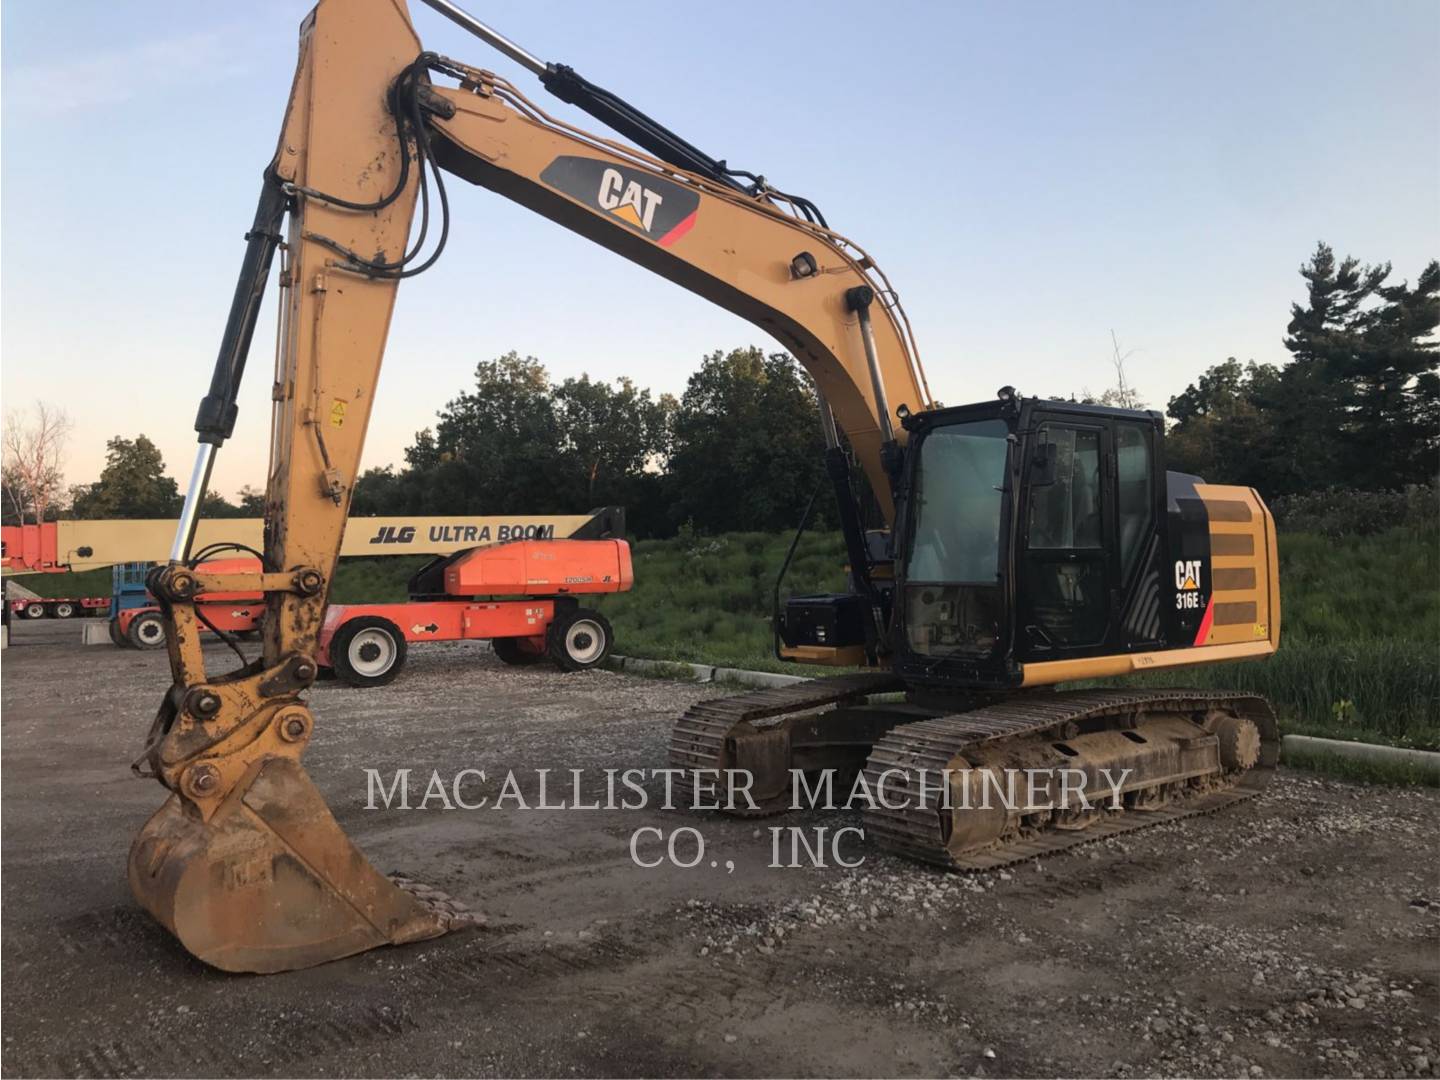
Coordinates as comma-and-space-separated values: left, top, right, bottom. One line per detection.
1019, 417, 1112, 656
1110, 419, 1166, 649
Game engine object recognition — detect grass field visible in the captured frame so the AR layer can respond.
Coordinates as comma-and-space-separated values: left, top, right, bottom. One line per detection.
10, 565, 114, 600
10, 522, 1434, 751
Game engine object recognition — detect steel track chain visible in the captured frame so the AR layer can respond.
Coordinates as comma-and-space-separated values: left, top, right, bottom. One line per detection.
667, 677, 1277, 871
667, 672, 904, 812
860, 689, 1278, 869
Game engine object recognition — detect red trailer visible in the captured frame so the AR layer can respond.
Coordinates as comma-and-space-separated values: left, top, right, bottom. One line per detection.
7, 596, 110, 620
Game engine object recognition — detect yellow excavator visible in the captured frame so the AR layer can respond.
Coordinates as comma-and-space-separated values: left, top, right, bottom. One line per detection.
130, 0, 1281, 973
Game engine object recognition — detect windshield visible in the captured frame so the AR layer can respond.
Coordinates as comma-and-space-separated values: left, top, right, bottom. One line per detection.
904, 419, 1009, 583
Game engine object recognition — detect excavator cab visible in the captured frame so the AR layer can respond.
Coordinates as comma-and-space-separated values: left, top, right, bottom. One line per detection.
781, 390, 1278, 694
891, 395, 1177, 687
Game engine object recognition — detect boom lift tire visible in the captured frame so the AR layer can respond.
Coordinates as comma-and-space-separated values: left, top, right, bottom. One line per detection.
492, 636, 546, 666
108, 617, 128, 648
331, 615, 408, 688
547, 607, 613, 672
128, 611, 167, 649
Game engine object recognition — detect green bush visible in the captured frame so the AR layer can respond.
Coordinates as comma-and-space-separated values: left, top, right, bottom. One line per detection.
330, 556, 430, 604
1270, 482, 1437, 538
603, 526, 1439, 747
595, 529, 849, 674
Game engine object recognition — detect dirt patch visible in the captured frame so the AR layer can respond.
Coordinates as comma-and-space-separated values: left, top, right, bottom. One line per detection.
2, 619, 1437, 1077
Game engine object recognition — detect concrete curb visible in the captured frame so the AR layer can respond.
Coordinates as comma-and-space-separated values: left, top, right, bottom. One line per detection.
1282, 734, 1440, 778
81, 622, 111, 646
608, 655, 806, 689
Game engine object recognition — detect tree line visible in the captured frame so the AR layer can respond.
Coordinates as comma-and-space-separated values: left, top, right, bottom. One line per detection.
6, 242, 1434, 534
1165, 243, 1438, 493
348, 347, 828, 537
2, 429, 265, 525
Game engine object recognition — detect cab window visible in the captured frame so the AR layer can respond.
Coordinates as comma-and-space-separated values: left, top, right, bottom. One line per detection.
1028, 426, 1102, 549
1115, 423, 1153, 575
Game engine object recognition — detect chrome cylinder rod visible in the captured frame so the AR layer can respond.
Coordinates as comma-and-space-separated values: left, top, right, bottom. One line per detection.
170, 443, 216, 563
846, 287, 895, 442
416, 0, 546, 76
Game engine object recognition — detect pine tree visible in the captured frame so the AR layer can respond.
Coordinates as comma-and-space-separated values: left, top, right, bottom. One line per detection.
1282, 243, 1439, 490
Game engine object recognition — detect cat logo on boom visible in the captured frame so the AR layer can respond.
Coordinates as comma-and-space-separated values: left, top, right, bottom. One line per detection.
540, 155, 700, 247
597, 168, 662, 232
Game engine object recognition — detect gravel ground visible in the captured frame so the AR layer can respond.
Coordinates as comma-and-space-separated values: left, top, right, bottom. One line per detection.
2, 617, 1437, 1078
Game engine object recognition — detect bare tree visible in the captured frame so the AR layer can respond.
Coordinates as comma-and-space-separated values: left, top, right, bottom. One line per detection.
1105, 330, 1143, 409
2, 402, 72, 524
1080, 331, 1146, 409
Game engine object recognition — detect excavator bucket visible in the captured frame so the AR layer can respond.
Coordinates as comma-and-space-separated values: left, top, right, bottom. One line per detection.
129, 757, 474, 973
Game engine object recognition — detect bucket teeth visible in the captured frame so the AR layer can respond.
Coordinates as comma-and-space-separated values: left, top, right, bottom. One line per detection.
389, 874, 485, 931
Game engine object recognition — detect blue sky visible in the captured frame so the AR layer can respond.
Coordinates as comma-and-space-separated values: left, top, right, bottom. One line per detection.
3, 0, 1436, 498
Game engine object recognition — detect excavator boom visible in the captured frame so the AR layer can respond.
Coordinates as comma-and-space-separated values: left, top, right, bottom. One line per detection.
130, 0, 930, 972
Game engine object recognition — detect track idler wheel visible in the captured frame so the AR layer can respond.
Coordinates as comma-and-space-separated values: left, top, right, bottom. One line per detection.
1207, 709, 1262, 771
129, 756, 476, 973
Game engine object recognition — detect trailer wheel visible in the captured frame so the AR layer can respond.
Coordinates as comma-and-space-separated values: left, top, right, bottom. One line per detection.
331, 616, 407, 688
53, 602, 76, 619
547, 608, 613, 672
128, 611, 167, 649
24, 602, 46, 620
492, 637, 546, 666
108, 617, 128, 648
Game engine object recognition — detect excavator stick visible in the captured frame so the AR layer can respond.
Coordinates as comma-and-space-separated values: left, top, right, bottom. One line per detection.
129, 0, 480, 972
